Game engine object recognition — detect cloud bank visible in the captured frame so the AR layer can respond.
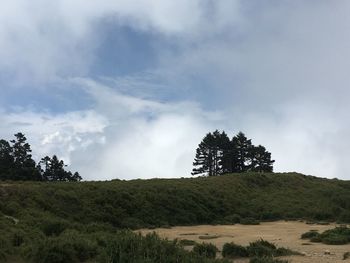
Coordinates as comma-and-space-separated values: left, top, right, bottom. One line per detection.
1, 1, 350, 179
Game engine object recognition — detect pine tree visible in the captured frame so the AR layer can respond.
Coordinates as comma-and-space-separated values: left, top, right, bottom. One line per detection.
192, 130, 230, 176
0, 139, 14, 179
232, 132, 252, 172
39, 155, 82, 181
9, 133, 40, 180
250, 145, 275, 172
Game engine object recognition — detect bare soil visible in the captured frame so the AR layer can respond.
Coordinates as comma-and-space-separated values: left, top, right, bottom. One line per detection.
138, 221, 350, 262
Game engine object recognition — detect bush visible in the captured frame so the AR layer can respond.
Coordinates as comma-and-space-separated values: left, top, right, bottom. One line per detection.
249, 256, 288, 263
193, 243, 217, 259
301, 230, 319, 239
40, 218, 68, 236
304, 226, 350, 245
179, 239, 196, 246
222, 242, 248, 258
30, 232, 98, 263
344, 252, 350, 260
223, 214, 241, 224
247, 239, 276, 257
241, 217, 260, 225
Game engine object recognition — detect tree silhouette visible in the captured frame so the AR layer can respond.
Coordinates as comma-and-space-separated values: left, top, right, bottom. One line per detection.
192, 130, 274, 176
39, 155, 82, 181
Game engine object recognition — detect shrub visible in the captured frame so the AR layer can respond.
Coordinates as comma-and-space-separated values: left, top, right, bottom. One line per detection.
30, 232, 98, 263
223, 214, 241, 224
344, 252, 350, 260
40, 218, 68, 236
249, 256, 288, 263
247, 239, 276, 257
241, 217, 260, 225
301, 230, 319, 239
193, 243, 217, 259
179, 239, 196, 246
222, 242, 248, 258
304, 226, 350, 245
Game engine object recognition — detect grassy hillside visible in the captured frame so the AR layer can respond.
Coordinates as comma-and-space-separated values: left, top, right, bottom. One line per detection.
1, 172, 350, 228
1, 172, 350, 262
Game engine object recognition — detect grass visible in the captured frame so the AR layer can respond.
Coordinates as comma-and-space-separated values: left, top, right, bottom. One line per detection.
1, 172, 350, 260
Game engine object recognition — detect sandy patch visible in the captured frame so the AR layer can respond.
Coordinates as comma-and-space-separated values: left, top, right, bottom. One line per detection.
138, 221, 350, 262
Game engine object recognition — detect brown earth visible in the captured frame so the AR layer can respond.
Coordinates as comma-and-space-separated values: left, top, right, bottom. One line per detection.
138, 221, 350, 262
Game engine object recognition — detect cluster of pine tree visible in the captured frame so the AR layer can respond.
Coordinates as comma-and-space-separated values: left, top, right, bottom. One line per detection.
0, 132, 81, 181
192, 130, 274, 176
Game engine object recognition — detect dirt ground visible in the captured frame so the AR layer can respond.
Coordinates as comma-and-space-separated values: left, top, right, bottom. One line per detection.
138, 221, 350, 262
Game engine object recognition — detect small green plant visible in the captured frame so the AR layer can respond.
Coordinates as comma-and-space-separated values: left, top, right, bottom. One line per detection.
193, 243, 218, 259
179, 239, 196, 246
301, 230, 319, 239
249, 256, 288, 263
222, 242, 248, 258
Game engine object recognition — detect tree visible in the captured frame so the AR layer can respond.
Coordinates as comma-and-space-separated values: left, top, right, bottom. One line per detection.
0, 139, 14, 179
192, 130, 230, 176
39, 155, 82, 181
232, 132, 252, 172
9, 133, 40, 180
249, 145, 275, 172
192, 130, 275, 176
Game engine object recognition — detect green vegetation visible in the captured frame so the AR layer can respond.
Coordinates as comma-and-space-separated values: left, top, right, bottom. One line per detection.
192, 243, 218, 259
0, 133, 81, 182
1, 173, 350, 230
179, 239, 197, 246
1, 172, 350, 261
221, 239, 297, 261
302, 226, 350, 245
249, 257, 288, 263
222, 242, 248, 258
192, 130, 274, 176
300, 230, 320, 240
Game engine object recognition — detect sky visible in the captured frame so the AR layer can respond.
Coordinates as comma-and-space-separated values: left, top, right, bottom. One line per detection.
1, 1, 350, 180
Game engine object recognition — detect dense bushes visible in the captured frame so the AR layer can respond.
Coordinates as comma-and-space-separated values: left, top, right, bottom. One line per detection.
222, 242, 248, 258
221, 239, 298, 261
0, 218, 228, 263
302, 226, 350, 245
1, 173, 350, 232
192, 243, 217, 259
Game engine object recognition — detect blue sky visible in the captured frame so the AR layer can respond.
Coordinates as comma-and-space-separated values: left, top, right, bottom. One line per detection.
1, 1, 350, 180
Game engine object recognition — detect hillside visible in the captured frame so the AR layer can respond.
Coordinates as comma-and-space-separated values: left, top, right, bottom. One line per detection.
1, 173, 350, 262
1, 172, 350, 228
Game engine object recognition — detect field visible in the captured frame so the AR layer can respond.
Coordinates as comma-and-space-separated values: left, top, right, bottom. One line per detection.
139, 221, 350, 262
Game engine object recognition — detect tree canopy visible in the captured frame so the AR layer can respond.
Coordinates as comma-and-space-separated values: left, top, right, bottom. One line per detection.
192, 130, 274, 176
0, 132, 81, 181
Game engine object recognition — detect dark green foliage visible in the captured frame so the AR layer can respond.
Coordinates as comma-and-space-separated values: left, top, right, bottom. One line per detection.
241, 217, 260, 225
301, 230, 319, 239
303, 226, 350, 245
222, 242, 248, 258
192, 131, 274, 176
247, 240, 276, 257
222, 240, 296, 261
39, 155, 82, 182
249, 256, 288, 263
179, 239, 197, 246
193, 243, 218, 259
0, 133, 81, 182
